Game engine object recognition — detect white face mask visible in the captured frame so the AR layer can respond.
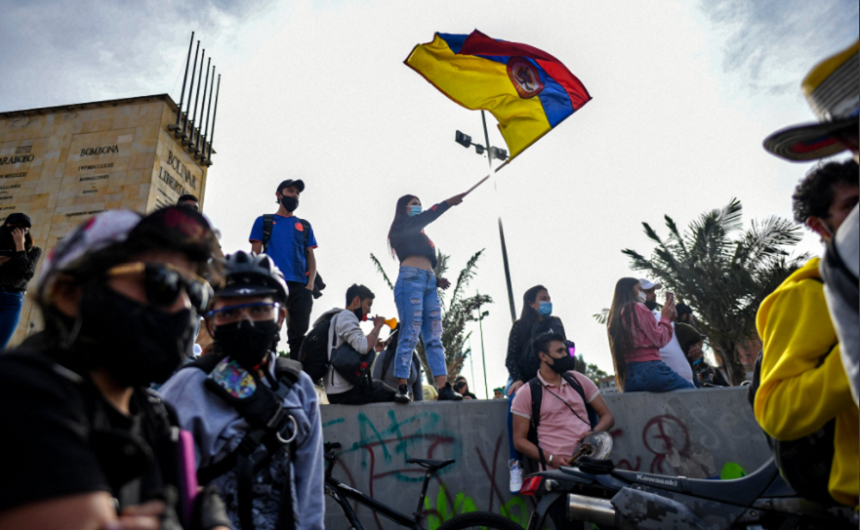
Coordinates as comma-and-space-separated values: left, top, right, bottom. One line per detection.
637, 290, 647, 303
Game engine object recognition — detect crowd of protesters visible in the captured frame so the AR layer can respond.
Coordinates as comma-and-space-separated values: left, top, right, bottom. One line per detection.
0, 38, 857, 530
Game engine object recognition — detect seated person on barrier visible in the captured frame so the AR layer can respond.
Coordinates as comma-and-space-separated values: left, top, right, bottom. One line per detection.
511, 332, 615, 469
160, 251, 324, 530
755, 159, 859, 506
371, 326, 424, 402
674, 323, 729, 388
319, 284, 398, 405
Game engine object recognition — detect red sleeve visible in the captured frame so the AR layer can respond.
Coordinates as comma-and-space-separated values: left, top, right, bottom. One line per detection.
634, 303, 673, 348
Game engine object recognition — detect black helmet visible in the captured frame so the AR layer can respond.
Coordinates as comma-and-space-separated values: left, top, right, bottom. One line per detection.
216, 251, 288, 303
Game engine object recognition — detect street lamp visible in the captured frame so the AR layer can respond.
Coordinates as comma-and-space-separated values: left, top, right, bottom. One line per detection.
454, 130, 507, 161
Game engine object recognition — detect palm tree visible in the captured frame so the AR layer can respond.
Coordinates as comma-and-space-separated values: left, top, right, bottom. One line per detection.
619, 198, 808, 385
370, 250, 493, 383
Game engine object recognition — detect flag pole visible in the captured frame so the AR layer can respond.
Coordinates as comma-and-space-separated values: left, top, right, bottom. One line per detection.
482, 110, 517, 323
477, 289, 489, 399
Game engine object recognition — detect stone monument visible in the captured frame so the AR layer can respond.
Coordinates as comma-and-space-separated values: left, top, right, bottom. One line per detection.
0, 93, 212, 345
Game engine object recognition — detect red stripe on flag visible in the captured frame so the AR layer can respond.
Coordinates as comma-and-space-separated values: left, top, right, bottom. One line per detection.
458, 30, 591, 110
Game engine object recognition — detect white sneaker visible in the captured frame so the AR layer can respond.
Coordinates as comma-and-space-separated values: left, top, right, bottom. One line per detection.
509, 460, 524, 494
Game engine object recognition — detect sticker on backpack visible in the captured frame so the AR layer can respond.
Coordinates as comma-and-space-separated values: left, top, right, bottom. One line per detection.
209, 358, 256, 399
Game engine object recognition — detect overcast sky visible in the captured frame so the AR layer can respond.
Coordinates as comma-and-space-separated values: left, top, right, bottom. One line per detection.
1, 0, 857, 396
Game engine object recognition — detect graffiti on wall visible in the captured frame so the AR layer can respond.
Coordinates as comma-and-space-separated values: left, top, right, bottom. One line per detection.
322, 400, 760, 529
323, 410, 529, 530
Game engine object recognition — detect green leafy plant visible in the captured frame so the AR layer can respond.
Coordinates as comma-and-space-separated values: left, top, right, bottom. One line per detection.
619, 198, 807, 385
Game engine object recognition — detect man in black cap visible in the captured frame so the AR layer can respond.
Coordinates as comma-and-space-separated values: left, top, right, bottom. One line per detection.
250, 179, 319, 357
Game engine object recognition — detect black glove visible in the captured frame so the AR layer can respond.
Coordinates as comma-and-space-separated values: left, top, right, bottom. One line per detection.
193, 484, 233, 530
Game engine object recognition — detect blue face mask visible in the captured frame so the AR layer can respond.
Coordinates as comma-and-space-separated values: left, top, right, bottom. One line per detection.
408, 205, 422, 217
538, 301, 552, 316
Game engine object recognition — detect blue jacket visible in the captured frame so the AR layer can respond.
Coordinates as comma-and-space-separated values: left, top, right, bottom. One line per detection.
160, 356, 325, 530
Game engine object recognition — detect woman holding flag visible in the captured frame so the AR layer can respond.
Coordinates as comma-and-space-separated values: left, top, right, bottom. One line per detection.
387, 191, 469, 403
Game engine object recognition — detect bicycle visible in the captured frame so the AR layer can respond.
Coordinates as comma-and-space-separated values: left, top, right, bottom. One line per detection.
324, 441, 522, 530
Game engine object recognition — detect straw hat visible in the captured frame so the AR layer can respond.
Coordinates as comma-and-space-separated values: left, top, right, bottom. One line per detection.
764, 41, 858, 162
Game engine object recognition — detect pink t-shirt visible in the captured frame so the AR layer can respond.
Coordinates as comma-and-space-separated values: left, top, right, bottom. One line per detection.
622, 302, 673, 363
511, 370, 600, 458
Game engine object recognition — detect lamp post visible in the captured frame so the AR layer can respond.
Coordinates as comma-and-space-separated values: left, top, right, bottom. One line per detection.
455, 111, 517, 324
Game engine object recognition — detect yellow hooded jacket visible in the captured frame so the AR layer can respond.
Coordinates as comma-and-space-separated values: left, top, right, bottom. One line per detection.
755, 258, 858, 506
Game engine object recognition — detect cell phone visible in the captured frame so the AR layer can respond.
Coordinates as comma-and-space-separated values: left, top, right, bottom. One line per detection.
666, 291, 675, 301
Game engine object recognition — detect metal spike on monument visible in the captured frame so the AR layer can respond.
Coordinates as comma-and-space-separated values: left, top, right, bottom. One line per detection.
194, 59, 211, 155
206, 74, 220, 166
185, 48, 205, 146
199, 65, 215, 160
179, 40, 200, 140
169, 32, 194, 132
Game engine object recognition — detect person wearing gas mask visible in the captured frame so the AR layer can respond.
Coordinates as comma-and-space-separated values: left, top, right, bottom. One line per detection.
0, 207, 231, 530
0, 212, 42, 349
317, 284, 398, 405
159, 251, 324, 530
250, 179, 318, 358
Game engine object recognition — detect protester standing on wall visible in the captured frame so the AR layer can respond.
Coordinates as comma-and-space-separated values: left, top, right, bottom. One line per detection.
0, 213, 41, 350
250, 179, 318, 357
504, 285, 566, 493
177, 193, 200, 211
387, 192, 468, 403
607, 277, 693, 393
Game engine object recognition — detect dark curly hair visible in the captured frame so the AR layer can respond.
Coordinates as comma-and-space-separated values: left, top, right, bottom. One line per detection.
792, 159, 859, 224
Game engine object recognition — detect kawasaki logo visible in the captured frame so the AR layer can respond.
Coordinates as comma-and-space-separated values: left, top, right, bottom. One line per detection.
635, 474, 679, 487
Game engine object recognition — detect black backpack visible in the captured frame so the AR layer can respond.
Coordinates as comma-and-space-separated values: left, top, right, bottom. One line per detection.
518, 317, 567, 382
527, 371, 599, 470
262, 214, 325, 298
298, 312, 337, 382
747, 277, 838, 505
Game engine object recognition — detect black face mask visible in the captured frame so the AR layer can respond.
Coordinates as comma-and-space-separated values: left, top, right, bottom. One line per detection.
548, 354, 576, 374
73, 285, 194, 387
280, 196, 299, 212
353, 307, 365, 321
644, 300, 659, 311
214, 319, 280, 372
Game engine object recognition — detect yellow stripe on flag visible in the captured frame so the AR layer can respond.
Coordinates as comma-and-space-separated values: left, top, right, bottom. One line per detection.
406, 34, 551, 159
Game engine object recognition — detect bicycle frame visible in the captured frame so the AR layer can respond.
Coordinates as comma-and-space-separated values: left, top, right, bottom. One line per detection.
325, 448, 434, 530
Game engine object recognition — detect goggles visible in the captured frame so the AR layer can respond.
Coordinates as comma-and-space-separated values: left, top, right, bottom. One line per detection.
106, 262, 213, 313
207, 301, 281, 325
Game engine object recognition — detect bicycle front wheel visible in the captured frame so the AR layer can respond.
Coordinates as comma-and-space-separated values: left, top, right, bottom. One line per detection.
437, 512, 523, 530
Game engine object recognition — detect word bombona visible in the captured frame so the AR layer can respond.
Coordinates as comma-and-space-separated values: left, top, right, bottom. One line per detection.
80, 145, 119, 157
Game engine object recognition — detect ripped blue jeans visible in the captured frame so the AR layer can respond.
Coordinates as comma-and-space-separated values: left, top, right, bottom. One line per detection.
394, 267, 446, 379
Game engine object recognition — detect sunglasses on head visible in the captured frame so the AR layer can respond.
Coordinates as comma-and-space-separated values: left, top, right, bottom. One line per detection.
105, 262, 212, 313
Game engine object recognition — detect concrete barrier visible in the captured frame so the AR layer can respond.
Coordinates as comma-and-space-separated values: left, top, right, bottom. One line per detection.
320, 387, 771, 530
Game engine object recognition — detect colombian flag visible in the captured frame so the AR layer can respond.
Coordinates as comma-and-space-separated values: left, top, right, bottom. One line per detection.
405, 30, 591, 160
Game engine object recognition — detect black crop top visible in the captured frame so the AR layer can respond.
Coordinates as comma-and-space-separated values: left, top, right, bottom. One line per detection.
389, 201, 451, 268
